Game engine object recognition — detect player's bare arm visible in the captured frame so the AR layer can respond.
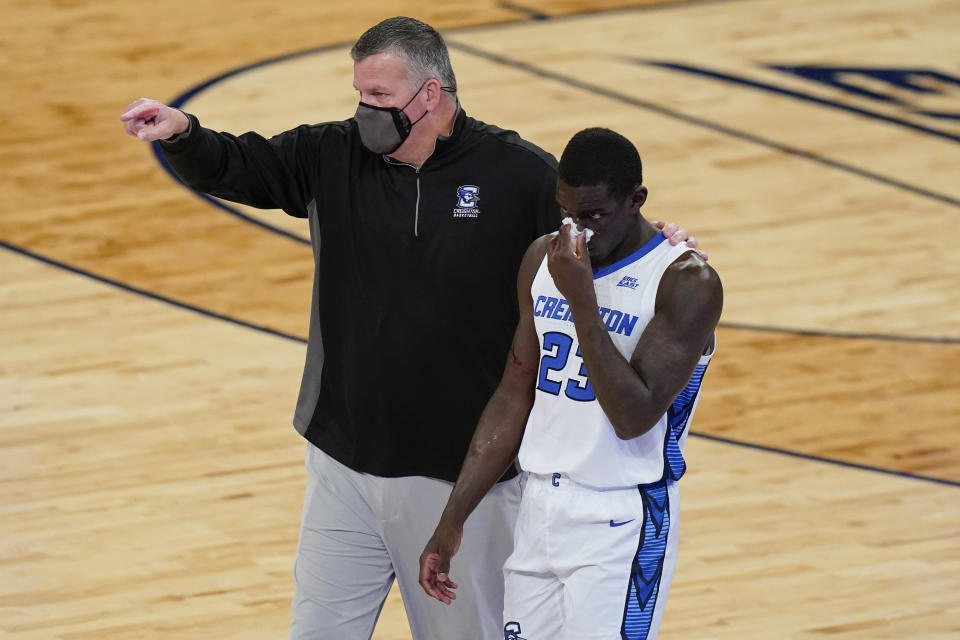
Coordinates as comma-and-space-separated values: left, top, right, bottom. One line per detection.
549, 226, 722, 440
419, 237, 547, 605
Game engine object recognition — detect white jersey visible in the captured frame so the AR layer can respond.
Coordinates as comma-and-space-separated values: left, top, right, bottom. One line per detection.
517, 233, 715, 488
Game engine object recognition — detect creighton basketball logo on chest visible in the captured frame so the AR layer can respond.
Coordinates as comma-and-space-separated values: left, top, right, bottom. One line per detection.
452, 184, 480, 217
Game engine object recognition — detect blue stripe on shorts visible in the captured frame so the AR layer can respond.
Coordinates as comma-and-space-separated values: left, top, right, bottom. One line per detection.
620, 480, 669, 639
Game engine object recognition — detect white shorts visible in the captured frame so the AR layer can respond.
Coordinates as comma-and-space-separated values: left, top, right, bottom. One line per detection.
503, 472, 680, 640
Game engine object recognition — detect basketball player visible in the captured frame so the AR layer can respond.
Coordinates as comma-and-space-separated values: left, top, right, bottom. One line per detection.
419, 128, 722, 639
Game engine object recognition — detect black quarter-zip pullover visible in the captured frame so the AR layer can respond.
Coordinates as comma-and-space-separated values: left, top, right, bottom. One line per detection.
161, 108, 559, 481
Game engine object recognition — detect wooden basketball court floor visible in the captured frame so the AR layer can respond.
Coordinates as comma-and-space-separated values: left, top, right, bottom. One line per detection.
2, 0, 958, 637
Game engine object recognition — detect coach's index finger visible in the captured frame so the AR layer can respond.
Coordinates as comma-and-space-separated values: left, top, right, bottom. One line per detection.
120, 98, 158, 122
120, 97, 150, 118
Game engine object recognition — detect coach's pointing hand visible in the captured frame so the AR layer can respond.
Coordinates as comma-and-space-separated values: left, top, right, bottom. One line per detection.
120, 98, 189, 142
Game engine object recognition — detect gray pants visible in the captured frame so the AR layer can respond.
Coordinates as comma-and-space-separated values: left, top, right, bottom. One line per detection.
290, 444, 521, 640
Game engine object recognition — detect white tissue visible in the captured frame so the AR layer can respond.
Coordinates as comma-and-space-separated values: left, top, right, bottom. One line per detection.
562, 217, 594, 248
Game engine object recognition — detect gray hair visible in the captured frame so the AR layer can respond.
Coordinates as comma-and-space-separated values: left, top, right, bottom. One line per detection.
350, 17, 457, 92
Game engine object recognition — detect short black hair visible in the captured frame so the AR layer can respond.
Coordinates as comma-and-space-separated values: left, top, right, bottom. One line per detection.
558, 128, 643, 198
351, 17, 457, 91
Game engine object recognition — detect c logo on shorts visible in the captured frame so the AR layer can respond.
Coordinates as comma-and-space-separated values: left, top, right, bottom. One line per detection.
504, 621, 527, 640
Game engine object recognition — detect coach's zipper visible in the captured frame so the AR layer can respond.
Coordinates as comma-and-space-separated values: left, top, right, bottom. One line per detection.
385, 144, 437, 238
383, 158, 423, 238
414, 169, 421, 237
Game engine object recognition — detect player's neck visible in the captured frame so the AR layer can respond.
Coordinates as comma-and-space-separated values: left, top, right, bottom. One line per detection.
634, 216, 660, 248
595, 217, 657, 270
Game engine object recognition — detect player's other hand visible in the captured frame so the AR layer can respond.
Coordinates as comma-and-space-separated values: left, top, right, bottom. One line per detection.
654, 220, 708, 261
419, 522, 463, 605
120, 98, 189, 142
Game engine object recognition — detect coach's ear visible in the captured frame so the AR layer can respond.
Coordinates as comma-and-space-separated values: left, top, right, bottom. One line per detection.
424, 77, 445, 111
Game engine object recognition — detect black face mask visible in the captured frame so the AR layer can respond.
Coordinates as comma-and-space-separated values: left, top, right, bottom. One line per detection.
354, 83, 428, 155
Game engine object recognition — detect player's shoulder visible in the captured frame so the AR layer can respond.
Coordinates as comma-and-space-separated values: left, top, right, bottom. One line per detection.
518, 234, 554, 281
661, 250, 723, 311
668, 250, 720, 285
527, 232, 557, 260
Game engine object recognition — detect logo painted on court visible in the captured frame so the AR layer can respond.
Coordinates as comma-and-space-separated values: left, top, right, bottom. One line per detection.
630, 61, 960, 144
769, 65, 960, 122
